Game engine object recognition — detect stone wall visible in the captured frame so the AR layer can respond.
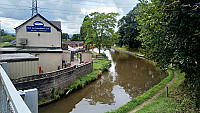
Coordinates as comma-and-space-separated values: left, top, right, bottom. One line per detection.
12, 62, 93, 98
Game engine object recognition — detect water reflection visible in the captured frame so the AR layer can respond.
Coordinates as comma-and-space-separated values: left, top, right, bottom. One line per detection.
39, 49, 167, 113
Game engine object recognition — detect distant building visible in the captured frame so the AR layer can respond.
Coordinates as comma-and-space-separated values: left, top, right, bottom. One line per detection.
62, 41, 84, 49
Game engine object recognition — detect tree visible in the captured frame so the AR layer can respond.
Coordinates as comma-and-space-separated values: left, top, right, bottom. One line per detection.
62, 33, 69, 41
135, 0, 200, 108
118, 4, 141, 48
84, 12, 119, 54
1, 29, 15, 42
71, 34, 80, 41
80, 15, 89, 41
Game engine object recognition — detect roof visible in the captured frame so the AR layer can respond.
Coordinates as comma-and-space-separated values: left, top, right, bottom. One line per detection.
14, 13, 62, 32
62, 41, 85, 45
1, 47, 63, 53
50, 21, 61, 29
0, 53, 39, 62
9, 39, 16, 45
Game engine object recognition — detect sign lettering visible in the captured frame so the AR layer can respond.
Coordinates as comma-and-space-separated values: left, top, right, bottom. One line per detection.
26, 21, 51, 32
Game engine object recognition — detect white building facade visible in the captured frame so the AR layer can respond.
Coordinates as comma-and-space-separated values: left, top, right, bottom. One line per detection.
15, 13, 62, 48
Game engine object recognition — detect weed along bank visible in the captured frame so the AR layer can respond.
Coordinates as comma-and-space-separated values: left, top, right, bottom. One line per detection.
1, 13, 93, 103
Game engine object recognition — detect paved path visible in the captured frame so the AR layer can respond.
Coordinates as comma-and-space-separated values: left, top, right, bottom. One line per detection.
129, 68, 178, 113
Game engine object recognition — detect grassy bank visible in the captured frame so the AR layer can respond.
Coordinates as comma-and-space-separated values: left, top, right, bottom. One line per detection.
136, 68, 185, 112
107, 66, 174, 113
137, 68, 199, 112
39, 55, 111, 105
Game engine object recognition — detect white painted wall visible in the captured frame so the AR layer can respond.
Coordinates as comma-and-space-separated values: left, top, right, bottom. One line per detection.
7, 61, 39, 79
16, 16, 61, 48
81, 53, 92, 63
62, 50, 71, 62
31, 53, 62, 73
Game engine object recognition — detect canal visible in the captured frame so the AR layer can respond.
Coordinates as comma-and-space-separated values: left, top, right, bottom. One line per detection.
39, 49, 167, 113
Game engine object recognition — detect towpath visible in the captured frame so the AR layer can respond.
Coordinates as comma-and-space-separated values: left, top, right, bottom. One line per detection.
112, 48, 178, 113
129, 68, 177, 113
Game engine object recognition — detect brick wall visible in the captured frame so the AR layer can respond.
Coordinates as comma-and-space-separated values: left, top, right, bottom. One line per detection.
12, 62, 93, 98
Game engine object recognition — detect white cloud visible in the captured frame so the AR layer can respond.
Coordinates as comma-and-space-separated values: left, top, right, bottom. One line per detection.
0, 17, 25, 33
0, 0, 139, 34
56, 18, 81, 34
81, 7, 118, 15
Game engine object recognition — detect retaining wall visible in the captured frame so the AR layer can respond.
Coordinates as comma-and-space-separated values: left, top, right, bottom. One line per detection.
11, 62, 93, 98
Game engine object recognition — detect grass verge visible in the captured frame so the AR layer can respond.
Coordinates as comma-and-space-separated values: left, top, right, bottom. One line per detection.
107, 65, 174, 113
136, 67, 200, 112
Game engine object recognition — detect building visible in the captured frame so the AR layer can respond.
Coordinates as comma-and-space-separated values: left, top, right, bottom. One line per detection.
15, 13, 62, 48
2, 13, 65, 74
0, 53, 39, 79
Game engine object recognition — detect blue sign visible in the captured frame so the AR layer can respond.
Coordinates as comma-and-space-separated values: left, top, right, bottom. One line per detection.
26, 21, 51, 32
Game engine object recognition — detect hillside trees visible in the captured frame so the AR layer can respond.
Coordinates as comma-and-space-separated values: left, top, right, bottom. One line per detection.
117, 4, 141, 48
71, 34, 80, 41
135, 0, 200, 108
83, 12, 119, 54
1, 29, 15, 42
62, 33, 69, 41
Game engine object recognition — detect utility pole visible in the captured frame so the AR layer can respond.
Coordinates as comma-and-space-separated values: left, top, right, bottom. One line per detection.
0, 21, 1, 44
32, 0, 38, 17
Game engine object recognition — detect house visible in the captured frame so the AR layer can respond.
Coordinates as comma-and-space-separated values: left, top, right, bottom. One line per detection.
15, 13, 62, 48
2, 13, 65, 74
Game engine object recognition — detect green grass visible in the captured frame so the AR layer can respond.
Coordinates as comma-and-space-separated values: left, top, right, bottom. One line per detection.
107, 65, 174, 113
1, 42, 12, 47
136, 68, 185, 113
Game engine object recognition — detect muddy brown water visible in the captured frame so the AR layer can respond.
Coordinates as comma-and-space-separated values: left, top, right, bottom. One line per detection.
39, 49, 167, 113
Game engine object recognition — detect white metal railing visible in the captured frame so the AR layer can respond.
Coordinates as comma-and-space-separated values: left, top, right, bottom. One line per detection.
0, 65, 31, 113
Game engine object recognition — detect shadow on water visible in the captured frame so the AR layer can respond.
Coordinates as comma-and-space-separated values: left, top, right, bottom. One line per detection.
39, 49, 167, 113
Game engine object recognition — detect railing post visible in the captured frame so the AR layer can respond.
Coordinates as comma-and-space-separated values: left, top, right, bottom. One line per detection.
166, 86, 168, 97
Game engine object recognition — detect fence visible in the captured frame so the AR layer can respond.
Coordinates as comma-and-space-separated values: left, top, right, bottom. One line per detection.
0, 65, 31, 113
12, 62, 93, 98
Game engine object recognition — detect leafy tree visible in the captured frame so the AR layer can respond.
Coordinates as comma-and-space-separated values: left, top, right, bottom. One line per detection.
135, 0, 200, 108
118, 4, 141, 48
62, 33, 69, 41
1, 29, 15, 42
71, 34, 80, 41
84, 12, 119, 54
80, 15, 89, 41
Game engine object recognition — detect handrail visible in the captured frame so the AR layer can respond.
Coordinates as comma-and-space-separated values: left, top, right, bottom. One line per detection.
0, 65, 31, 113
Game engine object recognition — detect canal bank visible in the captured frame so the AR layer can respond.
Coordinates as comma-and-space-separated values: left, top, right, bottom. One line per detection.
38, 52, 111, 106
108, 47, 177, 113
39, 48, 167, 113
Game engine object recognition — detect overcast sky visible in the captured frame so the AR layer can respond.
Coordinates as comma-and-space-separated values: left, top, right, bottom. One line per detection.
0, 0, 139, 35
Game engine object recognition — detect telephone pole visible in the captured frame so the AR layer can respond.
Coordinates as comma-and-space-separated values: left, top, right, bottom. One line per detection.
32, 0, 38, 16
0, 21, 1, 48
